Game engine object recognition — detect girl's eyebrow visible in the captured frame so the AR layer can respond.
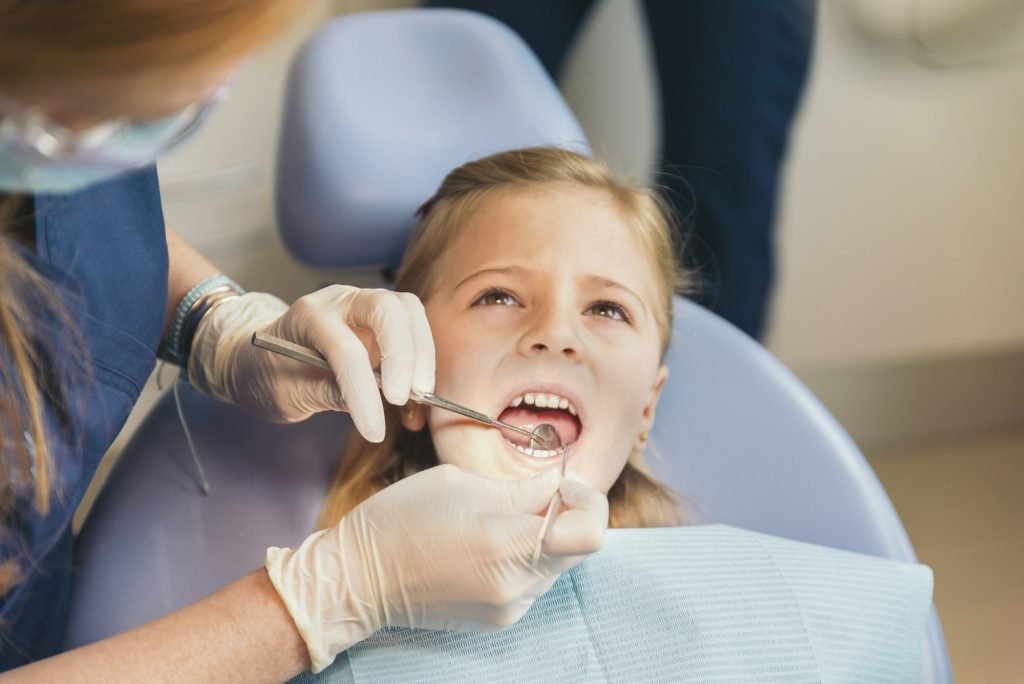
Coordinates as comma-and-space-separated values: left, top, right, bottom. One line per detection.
452, 265, 530, 292
585, 276, 648, 317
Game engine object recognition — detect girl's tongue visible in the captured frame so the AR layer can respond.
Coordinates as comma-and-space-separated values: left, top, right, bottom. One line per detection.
497, 407, 581, 447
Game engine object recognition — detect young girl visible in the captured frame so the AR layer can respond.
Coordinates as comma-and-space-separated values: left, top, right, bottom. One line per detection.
320, 146, 690, 529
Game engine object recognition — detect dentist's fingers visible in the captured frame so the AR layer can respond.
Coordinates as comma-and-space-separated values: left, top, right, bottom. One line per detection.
395, 291, 436, 396
538, 475, 609, 559
316, 319, 386, 442
468, 468, 562, 516
346, 289, 416, 407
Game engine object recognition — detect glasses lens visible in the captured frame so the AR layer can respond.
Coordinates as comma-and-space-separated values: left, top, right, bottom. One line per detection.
1, 80, 227, 166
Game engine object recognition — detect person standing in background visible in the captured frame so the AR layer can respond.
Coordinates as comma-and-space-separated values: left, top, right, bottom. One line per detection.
429, 0, 814, 339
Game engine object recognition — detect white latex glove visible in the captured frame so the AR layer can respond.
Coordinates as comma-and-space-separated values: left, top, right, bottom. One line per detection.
265, 464, 609, 673
188, 286, 435, 442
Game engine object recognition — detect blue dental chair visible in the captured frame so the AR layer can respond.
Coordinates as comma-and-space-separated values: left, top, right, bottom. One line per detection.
64, 10, 952, 682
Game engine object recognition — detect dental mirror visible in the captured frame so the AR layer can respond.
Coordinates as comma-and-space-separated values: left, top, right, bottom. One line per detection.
531, 423, 561, 452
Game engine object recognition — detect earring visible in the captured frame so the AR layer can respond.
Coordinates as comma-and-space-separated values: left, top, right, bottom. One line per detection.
631, 430, 650, 460
405, 407, 417, 421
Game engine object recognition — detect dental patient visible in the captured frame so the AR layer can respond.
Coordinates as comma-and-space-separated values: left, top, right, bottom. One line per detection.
301, 147, 934, 683
318, 145, 688, 530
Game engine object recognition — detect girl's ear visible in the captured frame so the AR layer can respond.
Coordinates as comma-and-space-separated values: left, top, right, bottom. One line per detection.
640, 365, 669, 435
400, 402, 428, 432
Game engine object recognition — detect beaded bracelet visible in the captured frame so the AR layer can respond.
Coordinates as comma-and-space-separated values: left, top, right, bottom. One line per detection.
159, 274, 244, 367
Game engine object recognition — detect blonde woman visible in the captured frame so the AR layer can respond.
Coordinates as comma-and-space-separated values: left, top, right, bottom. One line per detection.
321, 146, 689, 532
0, 5, 606, 680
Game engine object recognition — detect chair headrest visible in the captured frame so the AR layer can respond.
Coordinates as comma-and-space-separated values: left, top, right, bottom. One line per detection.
275, 9, 590, 269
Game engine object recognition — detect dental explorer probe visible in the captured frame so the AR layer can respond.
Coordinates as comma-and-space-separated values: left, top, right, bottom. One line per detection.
251, 332, 563, 452
531, 440, 570, 567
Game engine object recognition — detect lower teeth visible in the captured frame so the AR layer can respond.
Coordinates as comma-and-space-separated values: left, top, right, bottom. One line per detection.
506, 439, 559, 459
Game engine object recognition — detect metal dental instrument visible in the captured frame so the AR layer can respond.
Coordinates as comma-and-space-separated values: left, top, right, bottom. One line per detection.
251, 332, 563, 451
530, 424, 559, 455
531, 440, 571, 566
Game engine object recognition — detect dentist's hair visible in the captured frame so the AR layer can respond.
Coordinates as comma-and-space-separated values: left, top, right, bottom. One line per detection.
0, 0, 301, 598
320, 147, 689, 530
0, 1, 299, 92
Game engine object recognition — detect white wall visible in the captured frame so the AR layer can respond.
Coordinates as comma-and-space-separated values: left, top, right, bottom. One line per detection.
767, 1, 1024, 369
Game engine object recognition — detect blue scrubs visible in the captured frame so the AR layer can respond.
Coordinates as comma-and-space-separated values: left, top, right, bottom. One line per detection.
0, 167, 168, 668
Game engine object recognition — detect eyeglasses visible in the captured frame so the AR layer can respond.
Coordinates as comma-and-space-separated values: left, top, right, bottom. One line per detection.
0, 78, 233, 168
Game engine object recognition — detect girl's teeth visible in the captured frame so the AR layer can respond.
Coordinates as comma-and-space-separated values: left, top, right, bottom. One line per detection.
505, 439, 561, 459
510, 391, 579, 418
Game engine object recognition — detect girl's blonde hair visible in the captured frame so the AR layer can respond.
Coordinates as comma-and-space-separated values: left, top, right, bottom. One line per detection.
320, 147, 690, 530
0, 0, 301, 597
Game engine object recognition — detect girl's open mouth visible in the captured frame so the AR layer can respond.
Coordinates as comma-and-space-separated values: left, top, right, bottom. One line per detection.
496, 390, 582, 458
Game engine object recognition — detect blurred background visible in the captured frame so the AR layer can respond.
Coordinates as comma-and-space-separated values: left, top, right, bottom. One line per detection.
83, 1, 1024, 680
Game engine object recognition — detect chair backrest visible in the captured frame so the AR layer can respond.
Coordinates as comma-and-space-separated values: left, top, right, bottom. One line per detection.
654, 298, 952, 684
67, 9, 951, 681
656, 298, 914, 556
275, 8, 588, 269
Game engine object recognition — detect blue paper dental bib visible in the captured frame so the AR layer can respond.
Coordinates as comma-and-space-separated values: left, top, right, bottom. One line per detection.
295, 525, 932, 684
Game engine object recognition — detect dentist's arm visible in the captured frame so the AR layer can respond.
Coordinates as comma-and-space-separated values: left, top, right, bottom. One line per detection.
163, 226, 220, 342
6, 466, 607, 681
7, 570, 309, 683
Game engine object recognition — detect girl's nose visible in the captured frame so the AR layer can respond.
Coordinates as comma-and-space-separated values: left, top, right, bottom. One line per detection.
519, 305, 580, 360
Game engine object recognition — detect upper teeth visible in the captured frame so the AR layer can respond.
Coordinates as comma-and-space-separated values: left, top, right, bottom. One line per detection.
510, 392, 577, 416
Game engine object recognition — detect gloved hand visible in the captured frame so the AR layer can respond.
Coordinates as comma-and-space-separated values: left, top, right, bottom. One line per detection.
188, 286, 435, 442
265, 464, 609, 673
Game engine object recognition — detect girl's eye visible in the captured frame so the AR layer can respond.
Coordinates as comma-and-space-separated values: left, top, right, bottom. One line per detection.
473, 289, 519, 307
586, 301, 630, 322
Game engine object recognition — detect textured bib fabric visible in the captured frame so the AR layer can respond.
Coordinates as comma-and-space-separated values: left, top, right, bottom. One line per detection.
296, 525, 932, 684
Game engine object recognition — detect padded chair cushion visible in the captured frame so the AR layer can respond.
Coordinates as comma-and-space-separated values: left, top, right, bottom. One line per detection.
276, 9, 588, 268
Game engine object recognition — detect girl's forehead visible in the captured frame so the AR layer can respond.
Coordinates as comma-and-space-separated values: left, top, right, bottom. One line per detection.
450, 186, 630, 253
435, 187, 660, 298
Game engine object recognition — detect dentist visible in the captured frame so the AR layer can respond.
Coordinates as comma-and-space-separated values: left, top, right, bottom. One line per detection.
0, 1, 607, 680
